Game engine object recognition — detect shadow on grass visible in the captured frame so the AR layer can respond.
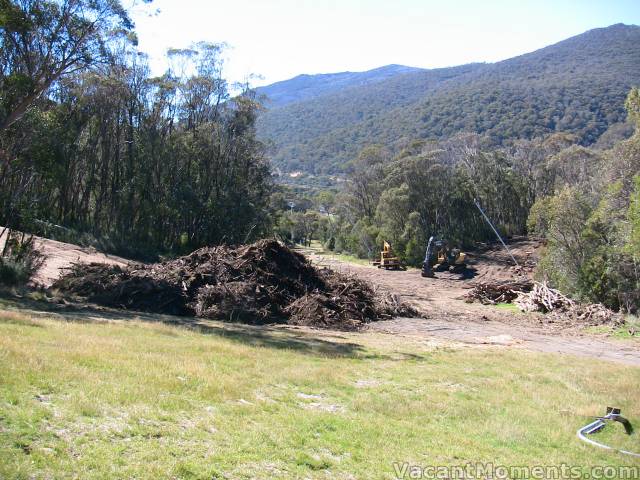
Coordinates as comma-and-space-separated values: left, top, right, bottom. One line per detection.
0, 291, 430, 361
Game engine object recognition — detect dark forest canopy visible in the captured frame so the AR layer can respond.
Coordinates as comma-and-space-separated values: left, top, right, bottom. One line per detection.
257, 24, 640, 174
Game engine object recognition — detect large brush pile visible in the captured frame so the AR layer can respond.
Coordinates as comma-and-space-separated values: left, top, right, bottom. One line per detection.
52, 240, 416, 330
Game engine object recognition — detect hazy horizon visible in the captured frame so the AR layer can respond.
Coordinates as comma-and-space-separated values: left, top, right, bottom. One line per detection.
131, 0, 640, 87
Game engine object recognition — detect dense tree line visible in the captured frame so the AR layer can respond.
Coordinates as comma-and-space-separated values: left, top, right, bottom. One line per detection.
528, 88, 640, 312
320, 139, 533, 264
1, 0, 272, 262
314, 90, 640, 313
258, 24, 640, 175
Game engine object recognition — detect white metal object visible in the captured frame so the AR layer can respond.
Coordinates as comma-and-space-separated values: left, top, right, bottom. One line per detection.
577, 409, 640, 457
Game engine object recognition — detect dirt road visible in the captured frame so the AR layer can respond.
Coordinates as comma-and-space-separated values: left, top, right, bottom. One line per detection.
303, 242, 640, 366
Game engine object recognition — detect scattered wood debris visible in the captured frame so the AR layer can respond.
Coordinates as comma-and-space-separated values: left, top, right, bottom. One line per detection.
467, 280, 623, 327
569, 303, 623, 326
51, 239, 417, 330
464, 280, 533, 304
515, 282, 573, 313
515, 282, 623, 326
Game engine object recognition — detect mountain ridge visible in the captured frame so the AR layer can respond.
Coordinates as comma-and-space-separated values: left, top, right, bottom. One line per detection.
255, 64, 423, 108
256, 23, 640, 174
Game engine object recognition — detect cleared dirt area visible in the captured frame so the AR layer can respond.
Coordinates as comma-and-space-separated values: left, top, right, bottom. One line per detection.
302, 240, 640, 366
3, 232, 638, 365
33, 239, 129, 286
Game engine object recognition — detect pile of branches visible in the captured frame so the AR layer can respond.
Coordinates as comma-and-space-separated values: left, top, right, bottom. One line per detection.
465, 280, 533, 304
515, 282, 622, 326
52, 240, 416, 330
570, 303, 623, 326
515, 282, 574, 313
466, 280, 622, 327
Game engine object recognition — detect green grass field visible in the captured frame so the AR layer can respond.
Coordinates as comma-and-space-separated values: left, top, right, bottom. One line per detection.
1, 308, 639, 479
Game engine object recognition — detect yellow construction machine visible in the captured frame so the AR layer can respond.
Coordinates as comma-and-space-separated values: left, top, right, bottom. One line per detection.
421, 237, 467, 277
372, 241, 405, 270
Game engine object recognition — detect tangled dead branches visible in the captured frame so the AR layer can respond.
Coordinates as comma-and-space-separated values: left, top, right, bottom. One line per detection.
465, 281, 533, 304
515, 282, 623, 326
52, 239, 417, 330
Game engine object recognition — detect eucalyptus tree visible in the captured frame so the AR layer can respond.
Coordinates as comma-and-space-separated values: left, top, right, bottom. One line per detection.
1, 4, 274, 262
0, 0, 136, 133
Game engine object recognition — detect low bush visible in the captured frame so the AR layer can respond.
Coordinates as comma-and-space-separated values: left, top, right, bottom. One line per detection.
0, 231, 44, 286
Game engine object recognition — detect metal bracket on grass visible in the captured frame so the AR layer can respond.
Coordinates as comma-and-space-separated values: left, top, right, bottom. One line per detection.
577, 407, 639, 457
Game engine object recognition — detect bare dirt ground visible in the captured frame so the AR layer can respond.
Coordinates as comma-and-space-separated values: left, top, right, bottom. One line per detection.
0, 228, 128, 286
301, 240, 640, 366
32, 239, 129, 286
3, 231, 638, 365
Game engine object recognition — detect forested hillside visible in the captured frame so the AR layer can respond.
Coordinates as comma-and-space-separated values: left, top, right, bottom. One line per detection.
257, 24, 640, 174
258, 64, 484, 173
256, 64, 422, 108
293, 89, 640, 312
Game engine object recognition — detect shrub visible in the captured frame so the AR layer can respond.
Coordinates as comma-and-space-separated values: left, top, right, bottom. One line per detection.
0, 232, 44, 286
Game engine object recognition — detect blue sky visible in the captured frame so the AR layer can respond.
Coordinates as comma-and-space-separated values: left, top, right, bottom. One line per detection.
131, 0, 640, 86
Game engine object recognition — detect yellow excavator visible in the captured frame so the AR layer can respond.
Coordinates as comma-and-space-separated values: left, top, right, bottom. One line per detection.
372, 241, 405, 270
421, 236, 467, 277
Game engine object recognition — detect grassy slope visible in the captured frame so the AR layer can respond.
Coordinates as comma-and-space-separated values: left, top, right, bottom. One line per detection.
0, 309, 639, 479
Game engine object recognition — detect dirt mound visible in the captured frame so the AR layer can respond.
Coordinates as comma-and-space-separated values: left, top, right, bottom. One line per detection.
52, 240, 416, 329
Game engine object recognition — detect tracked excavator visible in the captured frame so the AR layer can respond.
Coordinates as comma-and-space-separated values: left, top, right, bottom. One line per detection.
421, 236, 467, 277
418, 199, 521, 278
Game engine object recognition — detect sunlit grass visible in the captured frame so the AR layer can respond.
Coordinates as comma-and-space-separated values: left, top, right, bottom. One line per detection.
492, 302, 521, 312
305, 240, 375, 266
584, 315, 640, 341
0, 309, 638, 479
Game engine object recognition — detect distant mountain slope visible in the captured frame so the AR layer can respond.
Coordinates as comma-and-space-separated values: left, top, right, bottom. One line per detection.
256, 24, 640, 174
255, 64, 423, 108
258, 63, 485, 160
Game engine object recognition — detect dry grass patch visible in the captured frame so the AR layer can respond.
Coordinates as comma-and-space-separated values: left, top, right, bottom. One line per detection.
0, 308, 638, 479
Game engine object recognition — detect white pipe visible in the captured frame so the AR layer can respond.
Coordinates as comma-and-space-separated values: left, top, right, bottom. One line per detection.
577, 418, 640, 457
